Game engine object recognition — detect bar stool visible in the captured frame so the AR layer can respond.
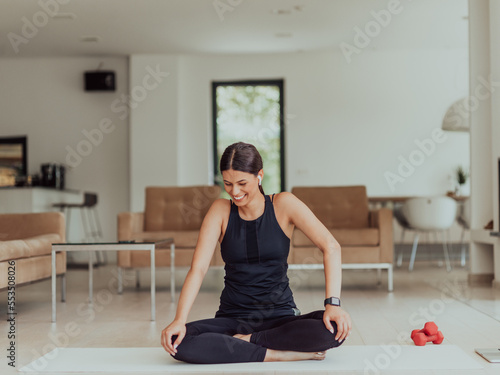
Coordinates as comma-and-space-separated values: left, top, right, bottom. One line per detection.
53, 192, 106, 264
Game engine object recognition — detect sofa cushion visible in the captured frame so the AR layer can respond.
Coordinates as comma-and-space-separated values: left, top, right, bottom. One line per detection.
130, 230, 199, 248
293, 228, 379, 247
0, 240, 31, 262
0, 234, 61, 261
144, 186, 220, 232
291, 186, 370, 228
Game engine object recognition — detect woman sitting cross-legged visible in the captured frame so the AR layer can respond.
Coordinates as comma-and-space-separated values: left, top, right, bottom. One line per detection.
161, 141, 352, 363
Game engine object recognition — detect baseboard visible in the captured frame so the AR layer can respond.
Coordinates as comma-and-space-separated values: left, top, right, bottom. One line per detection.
468, 273, 494, 286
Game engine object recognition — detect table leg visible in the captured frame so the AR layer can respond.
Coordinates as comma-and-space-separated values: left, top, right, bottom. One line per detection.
52, 248, 56, 322
151, 245, 155, 321
388, 265, 394, 292
61, 274, 66, 302
117, 267, 123, 294
89, 250, 93, 304
170, 242, 175, 303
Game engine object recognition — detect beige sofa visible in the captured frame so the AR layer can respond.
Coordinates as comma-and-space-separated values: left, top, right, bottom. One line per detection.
289, 186, 394, 291
0, 212, 66, 290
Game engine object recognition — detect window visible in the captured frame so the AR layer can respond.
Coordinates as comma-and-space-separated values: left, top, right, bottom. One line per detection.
212, 80, 285, 197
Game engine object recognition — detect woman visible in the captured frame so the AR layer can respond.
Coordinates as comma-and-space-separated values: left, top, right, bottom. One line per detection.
161, 142, 351, 363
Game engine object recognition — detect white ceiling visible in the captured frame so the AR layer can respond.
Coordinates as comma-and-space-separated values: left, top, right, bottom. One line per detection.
0, 0, 468, 57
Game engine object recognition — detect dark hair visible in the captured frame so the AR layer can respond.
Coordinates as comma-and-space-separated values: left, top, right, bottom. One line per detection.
220, 142, 265, 196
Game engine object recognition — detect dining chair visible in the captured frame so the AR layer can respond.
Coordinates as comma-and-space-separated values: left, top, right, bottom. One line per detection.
402, 196, 457, 272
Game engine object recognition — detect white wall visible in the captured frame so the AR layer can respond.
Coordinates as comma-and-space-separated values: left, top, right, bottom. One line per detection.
129, 55, 179, 211
468, 0, 500, 286
172, 50, 469, 195
0, 57, 129, 252
469, 0, 495, 277
489, 0, 500, 284
491, 0, 500, 235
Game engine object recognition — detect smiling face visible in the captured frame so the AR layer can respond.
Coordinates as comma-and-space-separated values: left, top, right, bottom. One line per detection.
222, 168, 263, 204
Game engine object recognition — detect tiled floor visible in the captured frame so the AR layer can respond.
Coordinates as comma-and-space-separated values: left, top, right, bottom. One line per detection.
1, 258, 500, 374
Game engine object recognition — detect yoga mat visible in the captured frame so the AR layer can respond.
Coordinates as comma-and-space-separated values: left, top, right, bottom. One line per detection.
19, 345, 483, 373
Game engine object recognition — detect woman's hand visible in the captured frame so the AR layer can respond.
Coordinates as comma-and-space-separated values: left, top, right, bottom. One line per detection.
323, 305, 352, 342
161, 320, 186, 356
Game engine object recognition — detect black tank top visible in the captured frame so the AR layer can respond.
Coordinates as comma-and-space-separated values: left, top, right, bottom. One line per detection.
215, 194, 297, 320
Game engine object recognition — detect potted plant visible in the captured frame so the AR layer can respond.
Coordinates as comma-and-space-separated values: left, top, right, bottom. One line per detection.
455, 166, 469, 196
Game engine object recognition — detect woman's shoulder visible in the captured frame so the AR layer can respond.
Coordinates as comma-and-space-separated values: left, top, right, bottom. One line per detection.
270, 191, 301, 208
204, 198, 231, 222
211, 198, 232, 211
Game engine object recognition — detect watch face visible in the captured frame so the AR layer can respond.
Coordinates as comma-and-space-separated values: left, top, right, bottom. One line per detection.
325, 297, 341, 306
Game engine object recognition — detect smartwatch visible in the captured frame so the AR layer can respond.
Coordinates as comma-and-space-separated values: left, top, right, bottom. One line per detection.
324, 297, 341, 307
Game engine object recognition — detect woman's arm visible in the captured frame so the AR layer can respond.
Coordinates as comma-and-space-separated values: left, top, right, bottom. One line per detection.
161, 199, 227, 355
278, 192, 351, 342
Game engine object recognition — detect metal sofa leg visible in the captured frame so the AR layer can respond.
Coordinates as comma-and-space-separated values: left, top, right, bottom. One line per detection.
396, 229, 405, 267
388, 265, 394, 292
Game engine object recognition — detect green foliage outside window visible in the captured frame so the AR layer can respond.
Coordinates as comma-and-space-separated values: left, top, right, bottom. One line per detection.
215, 84, 282, 198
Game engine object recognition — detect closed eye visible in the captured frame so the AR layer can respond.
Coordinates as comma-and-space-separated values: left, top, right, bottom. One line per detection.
224, 182, 247, 186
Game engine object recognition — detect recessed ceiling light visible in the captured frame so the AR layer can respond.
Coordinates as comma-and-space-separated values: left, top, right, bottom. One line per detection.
80, 36, 101, 43
275, 32, 293, 38
53, 13, 76, 20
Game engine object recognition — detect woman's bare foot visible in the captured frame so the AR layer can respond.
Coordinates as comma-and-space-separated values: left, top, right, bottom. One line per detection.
264, 349, 326, 362
232, 334, 327, 362
233, 333, 251, 342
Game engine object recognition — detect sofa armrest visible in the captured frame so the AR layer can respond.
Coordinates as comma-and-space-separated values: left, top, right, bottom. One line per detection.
369, 208, 394, 263
117, 212, 144, 268
117, 212, 145, 240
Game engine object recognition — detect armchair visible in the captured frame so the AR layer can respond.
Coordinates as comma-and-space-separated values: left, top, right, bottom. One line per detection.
289, 186, 394, 291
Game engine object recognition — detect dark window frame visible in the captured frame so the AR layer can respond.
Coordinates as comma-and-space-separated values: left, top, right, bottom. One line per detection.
211, 79, 285, 192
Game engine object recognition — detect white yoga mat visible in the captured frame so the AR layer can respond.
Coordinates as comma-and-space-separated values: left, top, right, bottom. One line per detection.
19, 345, 483, 373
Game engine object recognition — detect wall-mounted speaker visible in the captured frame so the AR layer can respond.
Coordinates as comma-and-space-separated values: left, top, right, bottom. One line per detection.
84, 71, 116, 91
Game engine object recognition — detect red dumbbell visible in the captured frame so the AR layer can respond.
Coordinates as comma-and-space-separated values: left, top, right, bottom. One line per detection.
413, 330, 444, 346
411, 322, 444, 346
411, 321, 438, 340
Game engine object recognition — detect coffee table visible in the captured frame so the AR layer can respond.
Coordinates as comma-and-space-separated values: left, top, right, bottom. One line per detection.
51, 239, 174, 322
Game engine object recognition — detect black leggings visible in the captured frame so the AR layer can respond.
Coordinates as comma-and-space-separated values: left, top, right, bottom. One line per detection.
171, 310, 343, 364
